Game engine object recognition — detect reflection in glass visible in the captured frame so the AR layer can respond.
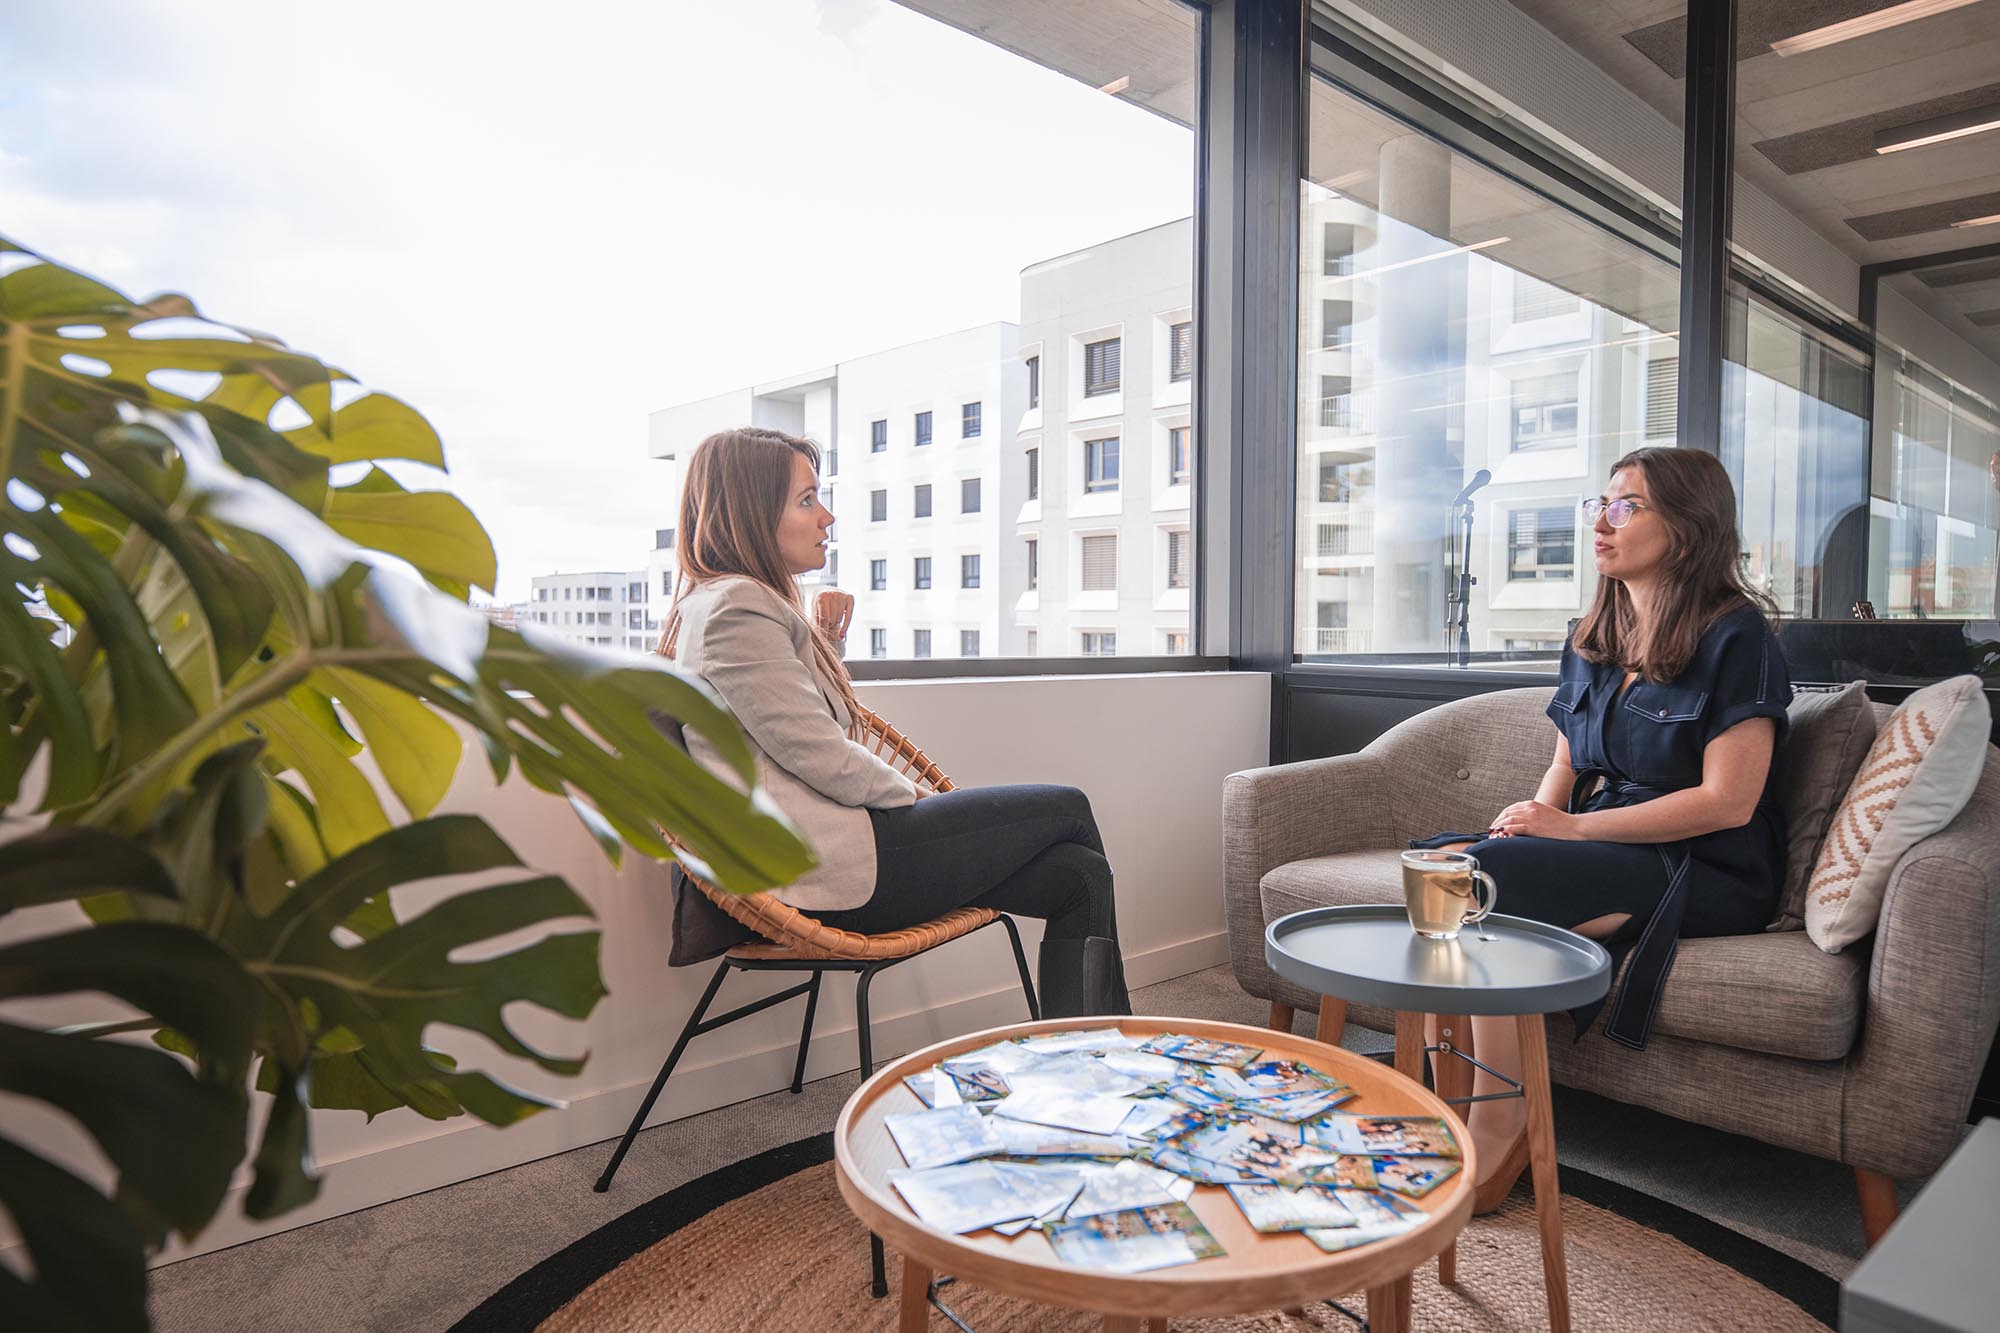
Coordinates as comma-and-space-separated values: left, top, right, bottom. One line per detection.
1868, 352, 2000, 621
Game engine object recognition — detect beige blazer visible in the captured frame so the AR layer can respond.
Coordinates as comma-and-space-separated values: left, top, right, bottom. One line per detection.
671, 574, 916, 911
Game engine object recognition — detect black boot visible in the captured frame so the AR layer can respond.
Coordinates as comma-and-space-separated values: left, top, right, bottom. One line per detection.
1037, 936, 1131, 1019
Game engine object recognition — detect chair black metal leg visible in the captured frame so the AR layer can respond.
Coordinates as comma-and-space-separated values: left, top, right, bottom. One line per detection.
790, 971, 823, 1094
595, 959, 731, 1192
998, 914, 1040, 1021
854, 964, 890, 1298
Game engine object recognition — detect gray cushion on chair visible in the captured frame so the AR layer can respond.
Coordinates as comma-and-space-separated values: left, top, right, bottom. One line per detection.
1258, 850, 1866, 1061
1771, 681, 1878, 931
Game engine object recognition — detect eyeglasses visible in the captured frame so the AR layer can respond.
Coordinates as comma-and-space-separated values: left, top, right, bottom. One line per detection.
1582, 497, 1647, 528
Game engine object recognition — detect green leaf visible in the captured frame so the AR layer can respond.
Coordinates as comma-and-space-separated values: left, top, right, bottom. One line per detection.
322, 487, 496, 596
247, 690, 392, 857
0, 825, 178, 917
285, 392, 444, 469
0, 1136, 148, 1333
319, 665, 460, 819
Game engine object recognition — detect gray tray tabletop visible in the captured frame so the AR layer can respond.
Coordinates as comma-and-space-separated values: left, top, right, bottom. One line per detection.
1266, 905, 1612, 1016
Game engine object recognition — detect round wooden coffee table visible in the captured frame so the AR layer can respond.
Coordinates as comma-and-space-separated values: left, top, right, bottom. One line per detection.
833, 1014, 1473, 1332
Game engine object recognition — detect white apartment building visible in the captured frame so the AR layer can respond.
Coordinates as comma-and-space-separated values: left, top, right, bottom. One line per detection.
526, 570, 656, 652
650, 325, 1019, 662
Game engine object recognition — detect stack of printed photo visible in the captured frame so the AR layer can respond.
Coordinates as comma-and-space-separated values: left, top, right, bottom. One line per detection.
879, 1030, 1462, 1272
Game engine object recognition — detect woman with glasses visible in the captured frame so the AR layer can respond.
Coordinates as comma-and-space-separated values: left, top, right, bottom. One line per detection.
1415, 447, 1791, 1211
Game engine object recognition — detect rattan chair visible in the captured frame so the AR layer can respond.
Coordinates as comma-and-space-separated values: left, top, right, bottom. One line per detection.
593, 703, 1040, 1295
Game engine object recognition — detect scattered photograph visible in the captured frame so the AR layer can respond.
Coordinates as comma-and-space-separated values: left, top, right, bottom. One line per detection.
1138, 1034, 1264, 1068
889, 1160, 1043, 1233
1045, 1202, 1227, 1273
993, 1087, 1138, 1136
1235, 1087, 1356, 1123
988, 1116, 1134, 1159
1224, 1183, 1359, 1232
988, 1161, 1086, 1235
1210, 1060, 1344, 1100
1373, 1155, 1462, 1198
1310, 1156, 1382, 1190
1015, 1027, 1143, 1057
1122, 1102, 1204, 1142
1006, 1053, 1155, 1099
1167, 1122, 1341, 1187
1312, 1115, 1462, 1158
1143, 1146, 1265, 1185
885, 1103, 1004, 1171
1306, 1188, 1426, 1251
1067, 1160, 1195, 1218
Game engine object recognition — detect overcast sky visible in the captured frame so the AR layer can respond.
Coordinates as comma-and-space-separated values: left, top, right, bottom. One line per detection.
0, 0, 1193, 601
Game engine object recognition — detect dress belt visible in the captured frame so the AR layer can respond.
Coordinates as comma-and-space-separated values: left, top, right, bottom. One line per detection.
1567, 767, 1687, 1051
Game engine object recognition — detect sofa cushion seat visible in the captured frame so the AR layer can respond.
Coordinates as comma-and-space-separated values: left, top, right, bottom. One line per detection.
1259, 851, 1866, 1062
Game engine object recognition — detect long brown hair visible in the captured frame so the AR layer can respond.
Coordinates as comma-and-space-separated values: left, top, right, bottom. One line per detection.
656, 427, 861, 725
1571, 447, 1776, 683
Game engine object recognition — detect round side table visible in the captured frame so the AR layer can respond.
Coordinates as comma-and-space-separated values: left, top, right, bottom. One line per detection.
1265, 905, 1611, 1333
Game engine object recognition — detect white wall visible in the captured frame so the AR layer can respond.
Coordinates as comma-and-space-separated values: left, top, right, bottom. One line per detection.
0, 671, 1268, 1266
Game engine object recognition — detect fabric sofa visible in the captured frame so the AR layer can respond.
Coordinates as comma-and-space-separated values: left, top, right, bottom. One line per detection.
1223, 686, 2000, 1239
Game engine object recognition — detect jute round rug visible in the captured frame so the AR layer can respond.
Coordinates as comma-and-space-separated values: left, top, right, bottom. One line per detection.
453, 1134, 1836, 1332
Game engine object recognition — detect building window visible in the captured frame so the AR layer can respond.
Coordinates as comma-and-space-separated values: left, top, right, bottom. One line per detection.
1081, 631, 1117, 657
1165, 631, 1189, 655
826, 551, 838, 585
870, 419, 887, 453
1513, 274, 1580, 322
1317, 457, 1371, 504
656, 527, 676, 550
961, 477, 981, 513
1166, 530, 1189, 590
869, 628, 887, 659
912, 628, 932, 658
1507, 507, 1576, 582
820, 486, 834, 512
1318, 375, 1354, 430
913, 556, 932, 590
869, 558, 886, 591
1026, 447, 1040, 500
1025, 538, 1039, 590
628, 608, 644, 628
914, 483, 932, 518
1025, 629, 1038, 656
1084, 436, 1120, 493
960, 629, 980, 657
1080, 534, 1117, 591
870, 489, 887, 522
1320, 299, 1353, 351
1083, 337, 1121, 397
627, 580, 645, 602
1645, 357, 1678, 440
1322, 221, 1356, 276
914, 410, 933, 447
962, 401, 982, 437
825, 447, 837, 477
1511, 370, 1580, 451
1026, 354, 1040, 409
961, 553, 980, 589
1169, 321, 1192, 382
1169, 426, 1190, 485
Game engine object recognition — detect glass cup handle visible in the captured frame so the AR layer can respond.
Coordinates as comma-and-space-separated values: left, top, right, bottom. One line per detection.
1465, 870, 1498, 925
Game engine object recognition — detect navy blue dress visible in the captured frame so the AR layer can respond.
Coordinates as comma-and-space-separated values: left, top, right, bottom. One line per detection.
1417, 605, 1792, 1049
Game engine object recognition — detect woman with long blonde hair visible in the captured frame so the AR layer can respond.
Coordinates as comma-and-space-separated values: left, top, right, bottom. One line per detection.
660, 427, 1128, 1017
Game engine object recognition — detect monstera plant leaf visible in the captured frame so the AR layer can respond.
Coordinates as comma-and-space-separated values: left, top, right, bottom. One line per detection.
0, 826, 257, 1333
0, 239, 820, 1328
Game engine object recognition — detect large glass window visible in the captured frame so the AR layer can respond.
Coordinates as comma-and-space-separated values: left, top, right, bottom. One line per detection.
1867, 349, 2000, 619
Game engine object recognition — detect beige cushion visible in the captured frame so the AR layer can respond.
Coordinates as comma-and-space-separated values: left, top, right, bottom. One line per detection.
1769, 682, 1879, 931
1261, 850, 1865, 1061
1806, 675, 1993, 953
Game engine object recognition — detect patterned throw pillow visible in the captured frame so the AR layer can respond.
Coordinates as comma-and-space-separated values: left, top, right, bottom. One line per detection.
1768, 681, 1877, 931
1805, 675, 1992, 954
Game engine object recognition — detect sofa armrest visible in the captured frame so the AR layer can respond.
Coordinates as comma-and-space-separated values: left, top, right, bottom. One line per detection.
1840, 759, 2000, 1179
1223, 752, 1395, 1004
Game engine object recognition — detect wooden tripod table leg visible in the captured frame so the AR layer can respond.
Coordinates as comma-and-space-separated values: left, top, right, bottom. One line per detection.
1315, 995, 1348, 1046
1517, 1013, 1571, 1333
898, 1257, 930, 1333
1366, 1283, 1405, 1333
1433, 1013, 1472, 1286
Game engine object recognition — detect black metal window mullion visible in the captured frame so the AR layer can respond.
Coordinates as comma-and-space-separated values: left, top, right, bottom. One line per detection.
1675, 0, 1737, 456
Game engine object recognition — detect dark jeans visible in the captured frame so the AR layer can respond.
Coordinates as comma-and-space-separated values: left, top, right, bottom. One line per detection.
811, 784, 1119, 944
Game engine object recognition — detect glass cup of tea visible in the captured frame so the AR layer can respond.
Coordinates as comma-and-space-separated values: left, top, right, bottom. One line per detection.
1398, 849, 1498, 941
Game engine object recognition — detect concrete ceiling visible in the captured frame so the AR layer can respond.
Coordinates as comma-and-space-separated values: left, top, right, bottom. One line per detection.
1505, 0, 2000, 367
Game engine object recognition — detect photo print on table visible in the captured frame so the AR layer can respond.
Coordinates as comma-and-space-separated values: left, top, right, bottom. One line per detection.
884, 1103, 1004, 1171
1045, 1202, 1227, 1273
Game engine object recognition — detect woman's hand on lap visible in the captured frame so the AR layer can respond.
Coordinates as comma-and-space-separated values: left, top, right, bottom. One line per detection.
1489, 799, 1579, 840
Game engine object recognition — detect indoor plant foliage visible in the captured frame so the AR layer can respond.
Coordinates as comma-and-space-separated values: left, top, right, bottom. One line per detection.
0, 238, 816, 1330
